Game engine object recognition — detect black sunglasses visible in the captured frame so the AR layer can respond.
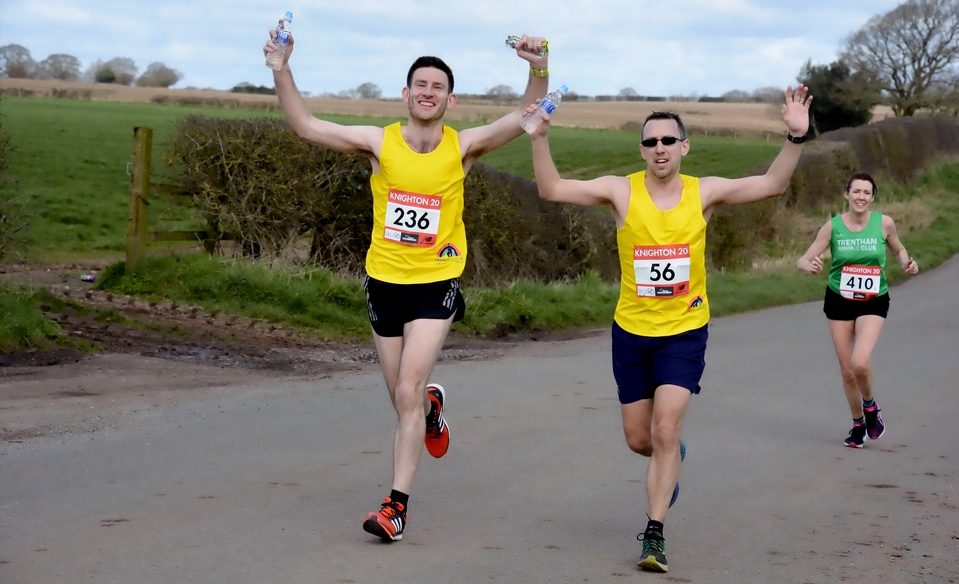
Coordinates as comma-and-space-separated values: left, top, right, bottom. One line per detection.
641, 136, 685, 148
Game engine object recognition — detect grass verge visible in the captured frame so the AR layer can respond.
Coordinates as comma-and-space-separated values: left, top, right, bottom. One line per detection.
0, 284, 64, 352
3, 160, 957, 352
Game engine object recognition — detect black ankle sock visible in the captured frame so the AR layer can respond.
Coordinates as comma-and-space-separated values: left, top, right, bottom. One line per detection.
645, 519, 664, 536
862, 399, 876, 408
389, 489, 409, 510
852, 416, 865, 426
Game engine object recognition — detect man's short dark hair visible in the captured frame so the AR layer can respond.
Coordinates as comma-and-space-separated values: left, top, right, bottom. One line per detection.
407, 56, 454, 93
642, 111, 687, 140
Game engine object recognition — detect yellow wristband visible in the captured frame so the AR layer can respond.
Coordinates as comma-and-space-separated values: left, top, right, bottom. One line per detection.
530, 66, 548, 78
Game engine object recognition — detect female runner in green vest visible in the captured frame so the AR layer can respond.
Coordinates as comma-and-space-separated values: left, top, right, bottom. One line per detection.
796, 172, 919, 448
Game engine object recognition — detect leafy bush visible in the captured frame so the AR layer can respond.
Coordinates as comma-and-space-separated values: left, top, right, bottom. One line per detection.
168, 116, 619, 285
462, 164, 618, 285
168, 115, 959, 279
168, 116, 370, 266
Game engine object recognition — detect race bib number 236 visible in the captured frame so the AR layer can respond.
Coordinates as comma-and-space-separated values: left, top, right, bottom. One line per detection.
384, 189, 441, 247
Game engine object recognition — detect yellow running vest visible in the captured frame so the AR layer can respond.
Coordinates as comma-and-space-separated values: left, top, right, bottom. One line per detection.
614, 171, 709, 337
366, 123, 467, 284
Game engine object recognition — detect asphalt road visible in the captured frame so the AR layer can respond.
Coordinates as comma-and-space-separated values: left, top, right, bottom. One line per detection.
2, 257, 957, 584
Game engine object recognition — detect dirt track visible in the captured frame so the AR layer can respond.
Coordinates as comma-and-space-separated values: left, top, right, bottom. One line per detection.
0, 261, 522, 378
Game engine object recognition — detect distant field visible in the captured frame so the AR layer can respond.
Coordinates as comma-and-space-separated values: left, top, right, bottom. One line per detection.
0, 95, 785, 259
0, 78, 895, 137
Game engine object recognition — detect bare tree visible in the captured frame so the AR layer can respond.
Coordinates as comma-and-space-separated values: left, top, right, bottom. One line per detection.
0, 44, 36, 78
94, 57, 138, 85
619, 87, 638, 97
751, 86, 785, 104
720, 89, 751, 103
355, 82, 382, 99
485, 84, 517, 101
37, 53, 81, 81
928, 69, 959, 116
841, 0, 959, 116
136, 62, 182, 88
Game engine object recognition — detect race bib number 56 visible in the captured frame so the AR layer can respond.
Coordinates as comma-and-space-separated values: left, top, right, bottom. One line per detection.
384, 189, 441, 247
633, 244, 691, 298
840, 265, 880, 300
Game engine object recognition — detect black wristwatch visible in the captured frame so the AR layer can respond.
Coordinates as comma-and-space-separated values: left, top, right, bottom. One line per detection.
786, 133, 807, 144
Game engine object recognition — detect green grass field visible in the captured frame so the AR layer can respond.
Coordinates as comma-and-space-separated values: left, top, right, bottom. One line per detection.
0, 96, 778, 259
2, 96, 958, 351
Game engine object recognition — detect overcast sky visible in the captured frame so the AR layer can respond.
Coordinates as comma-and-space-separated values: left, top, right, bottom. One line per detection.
0, 0, 905, 98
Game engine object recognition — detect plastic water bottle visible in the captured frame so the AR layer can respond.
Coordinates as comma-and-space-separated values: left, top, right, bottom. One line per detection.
265, 11, 293, 70
505, 35, 548, 56
521, 85, 568, 134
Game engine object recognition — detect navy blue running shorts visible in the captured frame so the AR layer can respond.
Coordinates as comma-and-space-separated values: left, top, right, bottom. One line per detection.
611, 320, 708, 405
823, 287, 889, 321
363, 275, 466, 338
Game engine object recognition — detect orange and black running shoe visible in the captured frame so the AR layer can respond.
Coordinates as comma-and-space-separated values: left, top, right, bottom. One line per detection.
363, 497, 406, 541
425, 383, 450, 458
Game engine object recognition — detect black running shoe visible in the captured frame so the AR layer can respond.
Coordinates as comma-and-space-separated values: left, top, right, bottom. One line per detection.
637, 530, 668, 572
844, 424, 866, 448
863, 404, 885, 440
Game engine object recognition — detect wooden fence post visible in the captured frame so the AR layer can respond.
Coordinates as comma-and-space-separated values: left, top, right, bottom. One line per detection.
126, 126, 152, 271
125, 126, 226, 261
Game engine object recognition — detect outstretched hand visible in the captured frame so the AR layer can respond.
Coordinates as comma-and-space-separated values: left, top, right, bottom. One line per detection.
513, 34, 549, 69
781, 84, 812, 137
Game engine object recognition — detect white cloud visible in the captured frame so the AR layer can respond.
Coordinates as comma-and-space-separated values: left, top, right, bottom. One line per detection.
0, 0, 906, 94
29, 1, 92, 25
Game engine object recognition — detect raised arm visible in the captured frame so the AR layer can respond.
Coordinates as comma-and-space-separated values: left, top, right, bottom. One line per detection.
796, 220, 832, 275
528, 108, 630, 225
459, 35, 550, 164
265, 28, 382, 156
883, 215, 920, 275
701, 85, 813, 213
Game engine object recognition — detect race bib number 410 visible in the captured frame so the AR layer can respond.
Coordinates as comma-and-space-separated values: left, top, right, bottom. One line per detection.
840, 264, 880, 300
384, 189, 441, 247
633, 244, 691, 298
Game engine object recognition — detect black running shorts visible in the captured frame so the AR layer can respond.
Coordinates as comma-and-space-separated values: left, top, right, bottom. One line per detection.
363, 276, 466, 337
823, 287, 890, 321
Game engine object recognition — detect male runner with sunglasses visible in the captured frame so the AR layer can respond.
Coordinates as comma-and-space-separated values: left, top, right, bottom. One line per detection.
526, 85, 812, 572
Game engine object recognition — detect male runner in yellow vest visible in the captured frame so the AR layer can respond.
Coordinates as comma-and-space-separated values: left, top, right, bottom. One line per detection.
527, 86, 812, 572
265, 31, 549, 542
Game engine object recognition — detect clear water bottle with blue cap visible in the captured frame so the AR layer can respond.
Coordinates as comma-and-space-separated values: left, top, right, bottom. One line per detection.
266, 11, 293, 70
521, 84, 568, 134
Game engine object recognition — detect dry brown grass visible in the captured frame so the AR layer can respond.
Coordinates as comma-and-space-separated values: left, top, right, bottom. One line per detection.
1, 78, 894, 135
